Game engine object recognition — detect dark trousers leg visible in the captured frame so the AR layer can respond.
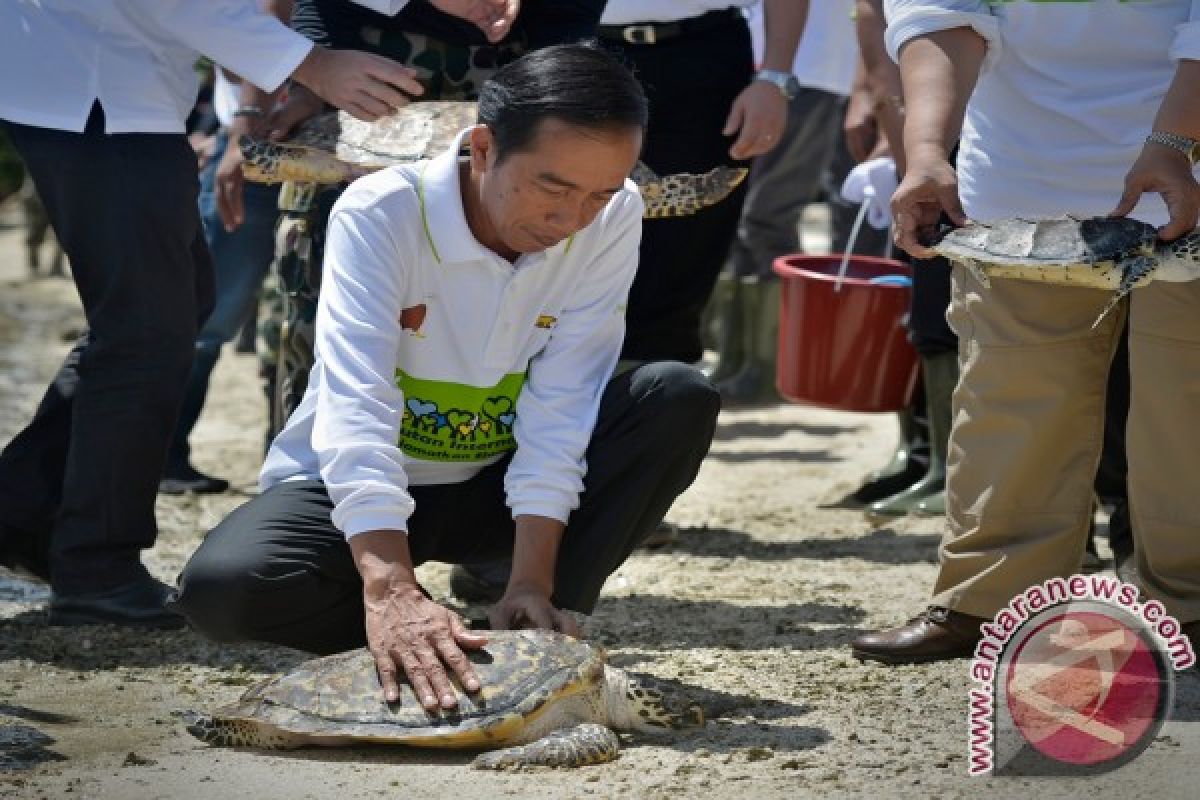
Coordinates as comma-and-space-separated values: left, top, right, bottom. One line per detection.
0, 107, 214, 592
616, 20, 755, 363
173, 362, 719, 653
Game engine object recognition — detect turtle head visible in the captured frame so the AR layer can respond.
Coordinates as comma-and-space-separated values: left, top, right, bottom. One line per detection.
602, 667, 704, 735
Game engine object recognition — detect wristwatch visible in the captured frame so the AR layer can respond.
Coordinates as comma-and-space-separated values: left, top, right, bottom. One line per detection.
753, 69, 799, 100
1146, 130, 1200, 165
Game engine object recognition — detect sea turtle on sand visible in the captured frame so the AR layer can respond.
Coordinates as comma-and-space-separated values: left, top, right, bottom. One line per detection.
932, 215, 1200, 324
238, 102, 747, 219
184, 629, 701, 770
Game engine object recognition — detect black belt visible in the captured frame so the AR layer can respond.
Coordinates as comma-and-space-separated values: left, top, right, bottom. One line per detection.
597, 8, 743, 45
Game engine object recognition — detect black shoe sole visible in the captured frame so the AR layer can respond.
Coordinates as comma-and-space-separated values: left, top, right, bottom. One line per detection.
850, 645, 977, 666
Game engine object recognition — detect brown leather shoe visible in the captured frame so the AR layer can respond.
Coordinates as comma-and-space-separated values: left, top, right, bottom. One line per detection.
851, 606, 987, 665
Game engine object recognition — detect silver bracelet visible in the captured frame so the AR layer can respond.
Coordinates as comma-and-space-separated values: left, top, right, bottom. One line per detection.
1146, 130, 1199, 164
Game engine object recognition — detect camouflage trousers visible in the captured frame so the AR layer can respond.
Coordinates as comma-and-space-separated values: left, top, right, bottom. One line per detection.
257, 30, 525, 438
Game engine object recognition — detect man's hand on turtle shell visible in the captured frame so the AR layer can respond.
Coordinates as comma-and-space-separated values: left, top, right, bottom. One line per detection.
291, 47, 425, 122
364, 585, 488, 712
1111, 140, 1200, 242
430, 0, 520, 43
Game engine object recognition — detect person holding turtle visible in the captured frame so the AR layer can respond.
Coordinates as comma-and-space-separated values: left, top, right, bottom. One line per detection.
852, 0, 1200, 664
172, 44, 721, 712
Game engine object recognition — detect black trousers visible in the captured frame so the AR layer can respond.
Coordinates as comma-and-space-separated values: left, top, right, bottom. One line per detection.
0, 105, 214, 593
173, 362, 720, 654
612, 13, 755, 363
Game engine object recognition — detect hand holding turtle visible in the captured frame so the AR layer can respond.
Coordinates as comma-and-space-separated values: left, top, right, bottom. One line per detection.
430, 0, 520, 44
890, 145, 967, 259
291, 47, 425, 122
1111, 139, 1200, 242
723, 81, 788, 161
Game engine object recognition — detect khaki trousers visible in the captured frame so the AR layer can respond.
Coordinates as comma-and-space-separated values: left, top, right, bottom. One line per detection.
933, 268, 1200, 623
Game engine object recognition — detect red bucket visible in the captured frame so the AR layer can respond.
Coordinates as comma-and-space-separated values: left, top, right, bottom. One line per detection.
773, 254, 918, 412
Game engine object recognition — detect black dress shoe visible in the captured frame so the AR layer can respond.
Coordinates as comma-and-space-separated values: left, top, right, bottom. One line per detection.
49, 576, 186, 629
851, 606, 986, 665
158, 462, 230, 495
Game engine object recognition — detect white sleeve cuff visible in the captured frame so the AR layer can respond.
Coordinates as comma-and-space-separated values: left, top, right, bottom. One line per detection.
1169, 21, 1200, 62
333, 507, 413, 539
509, 501, 573, 526
886, 10, 1002, 73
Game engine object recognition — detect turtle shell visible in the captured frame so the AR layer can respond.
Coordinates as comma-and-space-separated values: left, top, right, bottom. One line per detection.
212, 629, 605, 747
289, 103, 477, 168
934, 216, 1157, 268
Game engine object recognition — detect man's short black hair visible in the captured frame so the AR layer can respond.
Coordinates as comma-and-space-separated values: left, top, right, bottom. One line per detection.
477, 42, 647, 163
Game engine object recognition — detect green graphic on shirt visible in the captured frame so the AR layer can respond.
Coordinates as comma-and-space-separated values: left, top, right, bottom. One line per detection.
397, 369, 525, 462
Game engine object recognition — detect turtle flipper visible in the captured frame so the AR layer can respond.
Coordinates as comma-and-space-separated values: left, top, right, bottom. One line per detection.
238, 136, 362, 186
1091, 254, 1157, 330
471, 723, 620, 769
182, 711, 303, 749
631, 162, 748, 219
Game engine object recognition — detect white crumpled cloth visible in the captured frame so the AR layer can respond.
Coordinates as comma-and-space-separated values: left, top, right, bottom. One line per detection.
839, 156, 898, 230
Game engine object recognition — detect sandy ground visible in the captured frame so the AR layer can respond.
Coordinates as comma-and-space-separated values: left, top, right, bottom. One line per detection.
0, 204, 1197, 800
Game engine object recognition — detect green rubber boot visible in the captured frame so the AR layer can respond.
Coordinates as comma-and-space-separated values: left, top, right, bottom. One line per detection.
847, 406, 930, 506
705, 274, 745, 384
716, 277, 781, 405
866, 351, 958, 521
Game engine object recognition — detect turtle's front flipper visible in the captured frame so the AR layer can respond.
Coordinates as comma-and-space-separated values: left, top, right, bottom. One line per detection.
631, 163, 748, 219
471, 723, 620, 770
181, 711, 303, 749
1091, 254, 1157, 330
237, 136, 359, 186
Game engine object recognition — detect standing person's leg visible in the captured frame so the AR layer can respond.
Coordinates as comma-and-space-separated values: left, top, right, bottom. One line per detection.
715, 89, 844, 403
853, 271, 1121, 663
164, 131, 279, 494
617, 18, 755, 364
0, 106, 212, 623
728, 89, 844, 281
1126, 281, 1200, 626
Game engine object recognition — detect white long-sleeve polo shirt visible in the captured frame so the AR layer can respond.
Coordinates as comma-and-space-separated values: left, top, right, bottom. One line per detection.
884, 0, 1200, 225
261, 130, 645, 539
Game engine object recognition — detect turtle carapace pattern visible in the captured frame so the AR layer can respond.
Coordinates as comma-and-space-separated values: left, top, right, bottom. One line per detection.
184, 629, 702, 770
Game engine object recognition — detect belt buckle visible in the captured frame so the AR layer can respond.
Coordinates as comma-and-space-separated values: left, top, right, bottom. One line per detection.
622, 24, 657, 45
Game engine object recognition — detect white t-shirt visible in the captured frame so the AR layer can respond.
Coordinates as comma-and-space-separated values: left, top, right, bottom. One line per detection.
749, 1, 858, 96
262, 131, 644, 538
885, 0, 1200, 226
602, 0, 757, 26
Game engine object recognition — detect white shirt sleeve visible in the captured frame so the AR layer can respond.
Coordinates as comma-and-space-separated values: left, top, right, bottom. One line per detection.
883, 0, 1001, 71
147, 0, 315, 94
505, 190, 645, 523
311, 194, 417, 538
1168, 0, 1200, 61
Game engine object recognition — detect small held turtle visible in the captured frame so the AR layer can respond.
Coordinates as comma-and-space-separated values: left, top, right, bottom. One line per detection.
239, 102, 747, 219
933, 215, 1200, 324
184, 629, 701, 770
